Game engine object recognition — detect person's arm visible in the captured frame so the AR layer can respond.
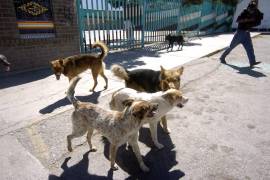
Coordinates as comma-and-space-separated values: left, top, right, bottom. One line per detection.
237, 17, 256, 23
236, 9, 254, 23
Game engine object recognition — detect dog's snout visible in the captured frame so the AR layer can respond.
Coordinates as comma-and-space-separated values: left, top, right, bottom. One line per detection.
168, 82, 176, 89
182, 96, 188, 104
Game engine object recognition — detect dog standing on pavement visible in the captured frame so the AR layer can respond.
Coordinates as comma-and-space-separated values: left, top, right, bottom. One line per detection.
110, 88, 188, 149
111, 64, 184, 133
165, 33, 184, 51
50, 41, 108, 91
66, 76, 158, 172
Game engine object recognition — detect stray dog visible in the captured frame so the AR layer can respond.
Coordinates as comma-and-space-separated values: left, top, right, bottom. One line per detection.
50, 41, 108, 91
111, 64, 184, 133
0, 54, 10, 71
165, 33, 184, 51
66, 76, 158, 172
110, 88, 188, 149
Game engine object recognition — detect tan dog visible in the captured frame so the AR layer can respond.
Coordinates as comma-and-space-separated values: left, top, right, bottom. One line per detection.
50, 41, 108, 91
110, 88, 188, 149
111, 65, 184, 133
66, 76, 158, 172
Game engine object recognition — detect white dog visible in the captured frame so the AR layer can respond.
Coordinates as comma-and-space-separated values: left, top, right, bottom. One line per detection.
110, 88, 188, 149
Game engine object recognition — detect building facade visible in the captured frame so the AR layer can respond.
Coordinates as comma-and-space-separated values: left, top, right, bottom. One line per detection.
0, 0, 80, 73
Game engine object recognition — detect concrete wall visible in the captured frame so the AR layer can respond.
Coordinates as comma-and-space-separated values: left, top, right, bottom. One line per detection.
0, 0, 80, 73
232, 0, 270, 30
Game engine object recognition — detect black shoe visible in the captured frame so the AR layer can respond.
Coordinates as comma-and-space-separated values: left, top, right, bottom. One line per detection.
220, 58, 226, 64
250, 61, 261, 68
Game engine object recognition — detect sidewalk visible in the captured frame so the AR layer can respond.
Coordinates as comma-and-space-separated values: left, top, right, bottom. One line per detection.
1, 32, 269, 180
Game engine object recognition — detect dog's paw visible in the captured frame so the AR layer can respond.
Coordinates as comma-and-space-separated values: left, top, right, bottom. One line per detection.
67, 146, 73, 152
163, 128, 171, 134
111, 165, 119, 171
140, 164, 150, 172
90, 147, 97, 152
155, 143, 164, 150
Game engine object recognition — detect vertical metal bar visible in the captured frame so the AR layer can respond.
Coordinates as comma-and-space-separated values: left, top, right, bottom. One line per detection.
158, 3, 161, 42
101, 0, 106, 42
105, 0, 110, 46
134, 2, 137, 47
115, 0, 121, 48
76, 0, 84, 52
110, 1, 114, 49
123, 1, 127, 48
114, 0, 118, 49
119, 1, 123, 49
85, 0, 91, 52
90, 0, 96, 44
96, 0, 101, 41
141, 0, 144, 47
131, 1, 135, 48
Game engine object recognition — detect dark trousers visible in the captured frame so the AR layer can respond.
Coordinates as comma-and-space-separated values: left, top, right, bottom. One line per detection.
220, 29, 256, 65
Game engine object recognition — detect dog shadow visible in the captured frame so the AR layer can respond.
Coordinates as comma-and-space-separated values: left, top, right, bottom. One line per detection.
39, 91, 102, 114
48, 151, 111, 180
0, 68, 52, 89
102, 124, 185, 179
184, 42, 202, 46
226, 64, 267, 78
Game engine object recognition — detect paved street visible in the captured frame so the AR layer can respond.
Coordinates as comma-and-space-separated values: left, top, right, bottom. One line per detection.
0, 34, 270, 180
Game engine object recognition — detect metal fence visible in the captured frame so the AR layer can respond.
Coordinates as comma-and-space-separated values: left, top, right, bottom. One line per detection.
76, 0, 237, 53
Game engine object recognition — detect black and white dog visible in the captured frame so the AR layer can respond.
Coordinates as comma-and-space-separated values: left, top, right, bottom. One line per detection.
165, 33, 184, 51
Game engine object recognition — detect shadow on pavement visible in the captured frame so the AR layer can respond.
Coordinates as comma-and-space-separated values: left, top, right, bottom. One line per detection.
101, 125, 185, 179
105, 49, 159, 70
184, 42, 202, 46
39, 91, 101, 114
48, 151, 111, 180
227, 64, 267, 78
0, 68, 51, 89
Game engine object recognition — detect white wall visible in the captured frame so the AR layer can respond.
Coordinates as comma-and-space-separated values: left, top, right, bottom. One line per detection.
232, 0, 270, 29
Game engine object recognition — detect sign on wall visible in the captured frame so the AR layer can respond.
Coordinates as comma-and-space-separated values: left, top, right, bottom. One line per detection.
14, 0, 55, 39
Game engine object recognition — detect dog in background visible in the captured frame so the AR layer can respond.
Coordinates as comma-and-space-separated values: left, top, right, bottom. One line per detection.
66, 76, 158, 172
110, 88, 188, 149
111, 64, 184, 133
0, 54, 10, 71
50, 41, 108, 91
165, 33, 184, 51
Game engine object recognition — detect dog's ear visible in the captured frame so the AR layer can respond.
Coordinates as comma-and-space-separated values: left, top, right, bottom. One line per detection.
177, 66, 184, 75
122, 99, 134, 107
59, 59, 64, 66
160, 65, 165, 73
160, 66, 166, 79
49, 61, 54, 66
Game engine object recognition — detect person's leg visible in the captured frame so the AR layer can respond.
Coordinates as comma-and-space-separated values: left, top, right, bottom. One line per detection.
241, 31, 257, 66
220, 30, 242, 62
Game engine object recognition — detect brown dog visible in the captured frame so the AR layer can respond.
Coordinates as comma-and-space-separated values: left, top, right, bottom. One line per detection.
111, 65, 184, 133
50, 41, 109, 91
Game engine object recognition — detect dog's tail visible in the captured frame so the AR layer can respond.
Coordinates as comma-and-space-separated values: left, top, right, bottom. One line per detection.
67, 76, 81, 109
92, 41, 109, 60
111, 64, 129, 81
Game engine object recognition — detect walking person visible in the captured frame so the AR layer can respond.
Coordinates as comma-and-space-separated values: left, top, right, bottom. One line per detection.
0, 54, 11, 72
220, 0, 263, 68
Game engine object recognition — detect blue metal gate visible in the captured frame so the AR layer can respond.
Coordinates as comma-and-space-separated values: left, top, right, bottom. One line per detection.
76, 0, 238, 53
